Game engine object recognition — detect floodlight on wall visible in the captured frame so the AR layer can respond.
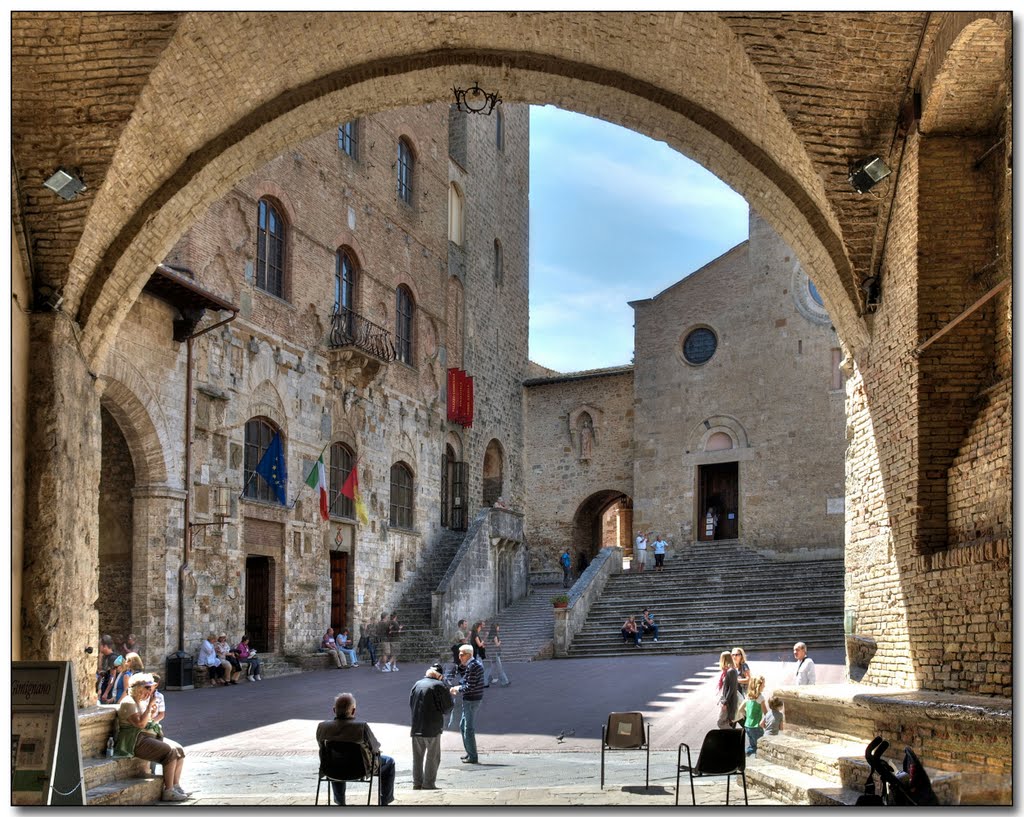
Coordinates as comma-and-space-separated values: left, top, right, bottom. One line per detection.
848, 155, 892, 194
42, 168, 87, 200
452, 82, 501, 115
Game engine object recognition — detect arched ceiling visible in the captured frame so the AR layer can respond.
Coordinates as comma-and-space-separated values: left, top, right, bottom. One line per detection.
10, 11, 1011, 368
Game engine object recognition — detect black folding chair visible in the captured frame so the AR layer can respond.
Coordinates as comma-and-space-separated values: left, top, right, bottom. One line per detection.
676, 728, 748, 805
600, 711, 650, 789
315, 740, 380, 806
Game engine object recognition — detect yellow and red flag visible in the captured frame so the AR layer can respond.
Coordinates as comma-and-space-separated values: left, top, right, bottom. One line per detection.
340, 460, 369, 525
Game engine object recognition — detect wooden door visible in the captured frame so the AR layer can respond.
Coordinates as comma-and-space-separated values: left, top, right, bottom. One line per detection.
452, 461, 468, 531
330, 550, 348, 631
245, 556, 270, 652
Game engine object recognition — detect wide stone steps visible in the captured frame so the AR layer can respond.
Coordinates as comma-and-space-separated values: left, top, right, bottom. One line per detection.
566, 541, 843, 658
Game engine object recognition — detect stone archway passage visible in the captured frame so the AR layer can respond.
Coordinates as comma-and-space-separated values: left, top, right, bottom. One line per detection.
572, 491, 633, 562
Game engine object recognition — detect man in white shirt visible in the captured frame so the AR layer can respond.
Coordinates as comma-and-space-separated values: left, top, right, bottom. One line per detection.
793, 642, 816, 685
634, 531, 648, 573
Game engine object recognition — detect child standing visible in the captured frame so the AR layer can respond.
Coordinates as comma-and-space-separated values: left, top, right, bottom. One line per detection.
742, 675, 767, 756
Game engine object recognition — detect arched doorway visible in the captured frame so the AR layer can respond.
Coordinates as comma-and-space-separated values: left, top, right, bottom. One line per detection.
441, 438, 467, 531
571, 490, 633, 564
482, 439, 504, 507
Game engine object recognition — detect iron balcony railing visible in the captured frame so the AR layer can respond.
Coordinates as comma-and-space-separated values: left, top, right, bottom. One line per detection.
328, 308, 397, 362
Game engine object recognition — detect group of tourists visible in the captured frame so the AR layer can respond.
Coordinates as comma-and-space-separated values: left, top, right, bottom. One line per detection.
633, 531, 669, 572
620, 608, 660, 646
715, 641, 815, 755
316, 644, 490, 805
197, 632, 263, 684
448, 617, 511, 688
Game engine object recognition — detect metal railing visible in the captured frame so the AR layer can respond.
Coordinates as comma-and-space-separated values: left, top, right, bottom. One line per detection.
328, 308, 396, 362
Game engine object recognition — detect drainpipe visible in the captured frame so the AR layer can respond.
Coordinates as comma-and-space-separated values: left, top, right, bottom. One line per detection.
179, 311, 237, 652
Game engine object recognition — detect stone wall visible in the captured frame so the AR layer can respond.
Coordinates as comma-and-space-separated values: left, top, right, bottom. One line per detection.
843, 121, 1011, 694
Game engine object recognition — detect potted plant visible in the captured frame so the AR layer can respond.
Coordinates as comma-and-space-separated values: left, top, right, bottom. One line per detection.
552, 594, 569, 609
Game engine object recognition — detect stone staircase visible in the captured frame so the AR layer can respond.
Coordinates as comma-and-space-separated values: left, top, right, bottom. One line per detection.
745, 720, 962, 804
388, 530, 466, 662
489, 584, 566, 661
566, 539, 844, 657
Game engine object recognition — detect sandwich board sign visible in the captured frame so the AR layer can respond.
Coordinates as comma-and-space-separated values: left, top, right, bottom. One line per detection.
11, 661, 86, 805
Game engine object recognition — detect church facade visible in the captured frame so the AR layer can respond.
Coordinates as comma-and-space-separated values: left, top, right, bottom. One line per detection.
525, 212, 845, 570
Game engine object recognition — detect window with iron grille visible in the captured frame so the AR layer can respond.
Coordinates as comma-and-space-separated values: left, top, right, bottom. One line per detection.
395, 285, 414, 364
397, 137, 414, 204
390, 462, 414, 529
338, 120, 358, 159
243, 417, 284, 503
328, 442, 354, 519
256, 198, 285, 298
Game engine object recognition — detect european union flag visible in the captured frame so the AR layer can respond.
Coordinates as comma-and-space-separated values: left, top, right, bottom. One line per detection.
254, 432, 287, 505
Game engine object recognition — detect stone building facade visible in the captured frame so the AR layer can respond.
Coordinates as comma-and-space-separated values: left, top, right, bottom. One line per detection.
525, 212, 845, 572
96, 102, 530, 663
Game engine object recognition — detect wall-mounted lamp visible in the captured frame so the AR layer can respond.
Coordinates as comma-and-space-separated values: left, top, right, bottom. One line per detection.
43, 168, 87, 200
452, 82, 501, 115
848, 155, 891, 194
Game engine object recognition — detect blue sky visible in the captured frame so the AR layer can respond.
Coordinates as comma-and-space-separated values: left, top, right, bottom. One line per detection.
528, 105, 750, 372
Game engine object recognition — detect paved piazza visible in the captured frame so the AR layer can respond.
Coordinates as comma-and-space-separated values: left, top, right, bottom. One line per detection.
159, 648, 845, 807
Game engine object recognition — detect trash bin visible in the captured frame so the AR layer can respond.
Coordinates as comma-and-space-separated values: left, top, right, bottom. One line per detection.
165, 651, 194, 690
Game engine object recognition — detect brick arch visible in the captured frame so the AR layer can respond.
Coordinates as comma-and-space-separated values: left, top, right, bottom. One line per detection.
97, 355, 174, 488
63, 12, 863, 369
919, 16, 1008, 135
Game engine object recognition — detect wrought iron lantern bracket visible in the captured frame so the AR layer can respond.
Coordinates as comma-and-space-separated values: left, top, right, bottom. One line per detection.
452, 82, 502, 115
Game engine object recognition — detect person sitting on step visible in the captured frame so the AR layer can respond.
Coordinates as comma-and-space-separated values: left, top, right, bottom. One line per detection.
337, 628, 360, 667
640, 609, 659, 642
321, 627, 346, 669
620, 615, 641, 647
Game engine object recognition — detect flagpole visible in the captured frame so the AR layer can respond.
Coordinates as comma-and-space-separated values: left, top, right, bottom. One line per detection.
289, 442, 331, 509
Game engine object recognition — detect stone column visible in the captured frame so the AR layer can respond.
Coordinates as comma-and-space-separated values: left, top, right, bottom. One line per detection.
22, 314, 102, 706
131, 485, 186, 669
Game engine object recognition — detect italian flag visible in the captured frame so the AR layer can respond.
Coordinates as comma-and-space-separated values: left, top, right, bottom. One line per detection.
305, 453, 329, 521
341, 461, 370, 525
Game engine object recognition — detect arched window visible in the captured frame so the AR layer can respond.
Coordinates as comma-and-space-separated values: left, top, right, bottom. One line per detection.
397, 137, 414, 204
328, 442, 355, 519
495, 108, 505, 152
482, 439, 504, 506
243, 417, 286, 504
390, 462, 414, 529
334, 248, 356, 317
256, 198, 285, 298
448, 183, 464, 245
493, 239, 503, 286
395, 285, 414, 365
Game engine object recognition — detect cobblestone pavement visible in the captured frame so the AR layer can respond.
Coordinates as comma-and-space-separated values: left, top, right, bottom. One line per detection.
158, 648, 846, 807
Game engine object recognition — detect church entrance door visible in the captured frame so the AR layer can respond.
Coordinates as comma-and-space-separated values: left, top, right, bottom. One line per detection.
698, 462, 739, 540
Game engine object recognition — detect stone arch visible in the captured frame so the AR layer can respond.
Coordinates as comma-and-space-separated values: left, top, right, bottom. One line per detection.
688, 415, 749, 455
97, 359, 173, 488
243, 379, 289, 435
571, 489, 633, 562
65, 13, 865, 369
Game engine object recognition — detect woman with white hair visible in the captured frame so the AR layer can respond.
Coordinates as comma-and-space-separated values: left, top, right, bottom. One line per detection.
114, 674, 189, 802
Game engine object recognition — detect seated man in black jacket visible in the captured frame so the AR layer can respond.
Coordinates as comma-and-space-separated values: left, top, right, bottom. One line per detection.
315, 692, 395, 805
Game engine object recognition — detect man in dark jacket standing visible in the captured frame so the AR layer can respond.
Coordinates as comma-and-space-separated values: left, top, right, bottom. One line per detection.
449, 644, 485, 764
409, 662, 454, 790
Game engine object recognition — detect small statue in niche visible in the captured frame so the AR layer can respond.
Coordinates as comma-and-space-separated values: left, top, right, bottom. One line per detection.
578, 413, 595, 462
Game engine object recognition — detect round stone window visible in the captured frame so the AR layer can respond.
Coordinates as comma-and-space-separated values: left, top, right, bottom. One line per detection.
683, 327, 717, 365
